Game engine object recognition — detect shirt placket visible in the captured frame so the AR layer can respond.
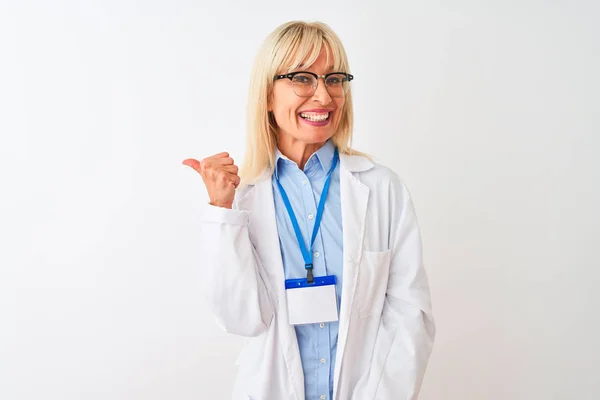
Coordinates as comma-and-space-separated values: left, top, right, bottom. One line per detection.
305, 164, 333, 400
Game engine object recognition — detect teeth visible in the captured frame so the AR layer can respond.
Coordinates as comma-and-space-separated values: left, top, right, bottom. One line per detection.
300, 112, 329, 122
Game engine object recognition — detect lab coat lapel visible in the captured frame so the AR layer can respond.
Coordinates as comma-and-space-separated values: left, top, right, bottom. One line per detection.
333, 153, 371, 396
237, 175, 285, 303
236, 174, 305, 400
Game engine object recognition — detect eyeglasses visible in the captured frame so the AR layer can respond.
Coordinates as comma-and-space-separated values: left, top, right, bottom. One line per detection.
273, 71, 354, 98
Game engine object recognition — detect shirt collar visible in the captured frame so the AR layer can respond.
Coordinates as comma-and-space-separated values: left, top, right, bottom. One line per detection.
274, 139, 336, 179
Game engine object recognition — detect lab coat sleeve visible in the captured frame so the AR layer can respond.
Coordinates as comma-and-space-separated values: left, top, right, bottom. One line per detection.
198, 203, 274, 337
357, 179, 436, 399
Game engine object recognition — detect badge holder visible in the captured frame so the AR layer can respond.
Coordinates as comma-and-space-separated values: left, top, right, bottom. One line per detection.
285, 275, 338, 325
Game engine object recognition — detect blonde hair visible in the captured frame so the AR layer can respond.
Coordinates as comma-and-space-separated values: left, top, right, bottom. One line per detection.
240, 20, 366, 184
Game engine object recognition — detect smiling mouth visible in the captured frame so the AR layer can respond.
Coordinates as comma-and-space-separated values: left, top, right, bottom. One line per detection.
299, 112, 331, 122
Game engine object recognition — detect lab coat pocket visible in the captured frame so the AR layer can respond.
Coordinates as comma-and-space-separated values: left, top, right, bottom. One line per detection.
358, 250, 392, 318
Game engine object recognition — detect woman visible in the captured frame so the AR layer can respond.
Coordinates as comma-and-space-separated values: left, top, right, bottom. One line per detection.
183, 21, 435, 400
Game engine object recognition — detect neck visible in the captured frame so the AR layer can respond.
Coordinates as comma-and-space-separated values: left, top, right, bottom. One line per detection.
277, 135, 327, 170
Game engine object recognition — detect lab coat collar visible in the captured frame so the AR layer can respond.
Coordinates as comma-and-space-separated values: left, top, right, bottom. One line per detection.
339, 152, 374, 173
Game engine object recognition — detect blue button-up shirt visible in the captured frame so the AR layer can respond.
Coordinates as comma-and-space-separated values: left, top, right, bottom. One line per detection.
272, 139, 343, 400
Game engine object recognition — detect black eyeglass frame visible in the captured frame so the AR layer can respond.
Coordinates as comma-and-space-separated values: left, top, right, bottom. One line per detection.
273, 71, 354, 97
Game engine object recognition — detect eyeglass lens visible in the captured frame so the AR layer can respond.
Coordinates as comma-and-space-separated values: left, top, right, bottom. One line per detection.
291, 73, 349, 98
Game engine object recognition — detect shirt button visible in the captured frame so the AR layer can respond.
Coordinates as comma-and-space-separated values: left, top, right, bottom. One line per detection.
320, 358, 326, 364
320, 395, 326, 400
308, 213, 314, 220
302, 179, 308, 185
320, 323, 325, 328
314, 251, 320, 258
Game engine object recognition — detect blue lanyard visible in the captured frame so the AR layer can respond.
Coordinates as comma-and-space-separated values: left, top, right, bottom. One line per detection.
275, 148, 339, 284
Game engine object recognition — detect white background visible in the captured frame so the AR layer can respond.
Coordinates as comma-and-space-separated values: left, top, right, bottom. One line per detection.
1, 1, 599, 399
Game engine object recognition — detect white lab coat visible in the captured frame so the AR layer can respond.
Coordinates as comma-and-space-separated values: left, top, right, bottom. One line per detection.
199, 153, 435, 400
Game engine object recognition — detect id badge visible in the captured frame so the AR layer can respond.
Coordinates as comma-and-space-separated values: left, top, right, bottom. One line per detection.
285, 275, 338, 325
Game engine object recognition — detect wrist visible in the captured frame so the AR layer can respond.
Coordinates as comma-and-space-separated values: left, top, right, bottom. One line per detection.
209, 201, 233, 209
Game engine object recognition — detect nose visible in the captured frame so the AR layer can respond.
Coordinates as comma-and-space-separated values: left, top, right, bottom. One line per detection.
312, 77, 333, 104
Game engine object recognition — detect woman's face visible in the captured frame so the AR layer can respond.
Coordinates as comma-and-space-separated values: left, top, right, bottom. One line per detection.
269, 48, 345, 145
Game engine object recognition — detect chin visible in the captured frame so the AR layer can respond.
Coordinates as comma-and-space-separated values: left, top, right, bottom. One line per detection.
300, 131, 335, 144
278, 128, 335, 146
